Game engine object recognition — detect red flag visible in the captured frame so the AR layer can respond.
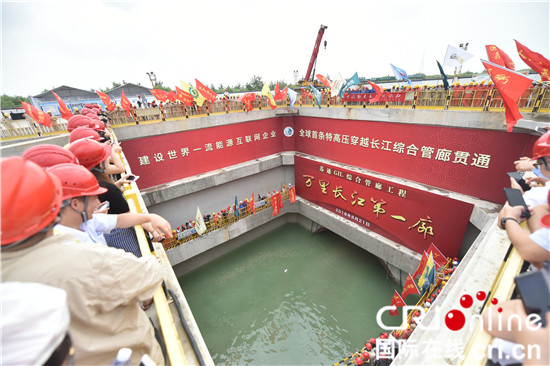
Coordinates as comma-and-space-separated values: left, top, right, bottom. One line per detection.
175, 86, 194, 106
485, 45, 515, 70
195, 79, 217, 102
427, 243, 448, 268
271, 194, 280, 216
401, 274, 421, 300
120, 90, 132, 117
20, 101, 51, 127
515, 40, 550, 81
276, 192, 283, 208
316, 74, 332, 88
389, 291, 406, 316
167, 90, 177, 102
289, 186, 296, 203
251, 193, 255, 215
482, 59, 534, 132
95, 90, 116, 111
240, 92, 256, 112
149, 89, 169, 102
51, 91, 73, 120
367, 80, 384, 104
413, 251, 429, 279
301, 88, 313, 98
274, 84, 288, 101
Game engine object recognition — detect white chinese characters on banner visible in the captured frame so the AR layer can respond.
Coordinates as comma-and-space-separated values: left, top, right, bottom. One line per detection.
299, 129, 491, 169
138, 130, 277, 166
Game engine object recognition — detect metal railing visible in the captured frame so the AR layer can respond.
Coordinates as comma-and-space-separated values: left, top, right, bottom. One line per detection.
162, 190, 291, 250
2, 85, 548, 141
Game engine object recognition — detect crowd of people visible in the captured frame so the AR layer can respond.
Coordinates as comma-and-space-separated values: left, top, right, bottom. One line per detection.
487, 131, 550, 365
163, 189, 292, 250
1, 106, 175, 364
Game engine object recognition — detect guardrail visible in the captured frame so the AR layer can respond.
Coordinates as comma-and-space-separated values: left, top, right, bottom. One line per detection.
162, 190, 291, 250
112, 131, 211, 365
3, 85, 548, 141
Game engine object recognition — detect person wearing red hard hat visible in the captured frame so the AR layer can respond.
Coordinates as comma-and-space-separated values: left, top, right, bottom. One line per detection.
68, 138, 124, 175
0, 157, 165, 365
49, 163, 172, 248
22, 144, 79, 167
69, 126, 101, 144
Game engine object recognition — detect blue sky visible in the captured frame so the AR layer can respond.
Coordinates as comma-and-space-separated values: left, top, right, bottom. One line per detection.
2, 0, 548, 96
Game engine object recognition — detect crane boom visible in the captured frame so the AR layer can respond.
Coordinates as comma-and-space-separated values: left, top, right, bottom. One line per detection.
304, 25, 328, 83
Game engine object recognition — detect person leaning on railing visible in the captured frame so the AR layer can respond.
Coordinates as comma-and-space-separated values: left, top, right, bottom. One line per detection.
0, 157, 166, 365
498, 132, 550, 268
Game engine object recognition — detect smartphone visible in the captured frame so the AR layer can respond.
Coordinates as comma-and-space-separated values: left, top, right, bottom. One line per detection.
503, 188, 531, 218
126, 175, 140, 181
97, 201, 110, 211
514, 269, 549, 327
507, 171, 531, 192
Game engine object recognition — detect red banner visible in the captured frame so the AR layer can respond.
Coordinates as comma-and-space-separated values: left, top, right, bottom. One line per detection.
389, 291, 406, 316
195, 79, 217, 102
241, 93, 256, 112
295, 156, 473, 257
289, 186, 296, 203
316, 74, 332, 88
95, 90, 116, 111
482, 59, 534, 131
120, 90, 132, 117
167, 90, 177, 102
149, 89, 169, 102
515, 40, 550, 81
52, 91, 73, 120
294, 116, 537, 203
401, 274, 420, 300
366, 80, 383, 103
271, 195, 280, 216
485, 45, 515, 70
344, 92, 407, 103
176, 86, 194, 106
21, 101, 51, 127
427, 243, 447, 268
413, 252, 429, 279
120, 118, 283, 189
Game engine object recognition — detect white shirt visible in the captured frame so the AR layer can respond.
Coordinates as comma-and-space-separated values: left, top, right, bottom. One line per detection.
54, 213, 117, 245
523, 181, 550, 208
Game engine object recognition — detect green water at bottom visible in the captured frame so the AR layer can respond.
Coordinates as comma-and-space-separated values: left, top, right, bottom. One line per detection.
178, 223, 402, 365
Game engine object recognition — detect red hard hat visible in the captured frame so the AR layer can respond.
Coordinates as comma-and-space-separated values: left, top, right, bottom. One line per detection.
22, 144, 79, 168
532, 132, 550, 160
87, 113, 99, 120
92, 104, 100, 109
81, 107, 93, 115
67, 115, 94, 132
1, 157, 63, 245
48, 163, 107, 200
92, 108, 101, 114
84, 103, 93, 108
68, 139, 111, 170
69, 127, 101, 144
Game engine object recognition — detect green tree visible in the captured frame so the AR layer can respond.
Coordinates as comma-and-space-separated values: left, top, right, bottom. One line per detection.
1, 94, 30, 109
245, 75, 264, 91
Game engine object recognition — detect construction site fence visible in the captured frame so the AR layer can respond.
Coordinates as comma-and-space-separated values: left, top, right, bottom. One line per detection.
162, 190, 291, 251
2, 85, 548, 140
